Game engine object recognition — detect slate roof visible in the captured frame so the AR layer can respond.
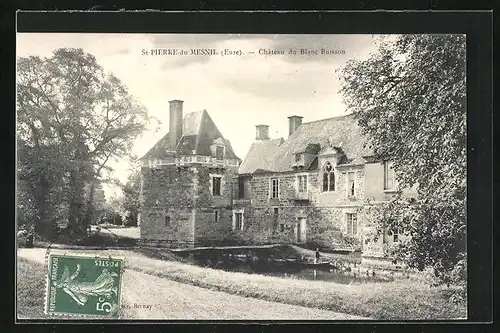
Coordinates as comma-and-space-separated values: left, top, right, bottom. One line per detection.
238, 114, 372, 174
141, 110, 240, 160
238, 138, 284, 174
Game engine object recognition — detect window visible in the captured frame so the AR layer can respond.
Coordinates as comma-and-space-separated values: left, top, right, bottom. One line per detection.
279, 224, 285, 232
273, 207, 279, 223
295, 153, 302, 162
297, 175, 308, 193
391, 228, 403, 242
238, 177, 251, 199
238, 177, 245, 198
164, 216, 171, 227
270, 178, 279, 198
393, 229, 399, 242
322, 162, 335, 192
214, 211, 219, 223
346, 213, 358, 235
384, 161, 396, 190
233, 212, 244, 231
215, 146, 224, 160
212, 176, 222, 196
347, 172, 355, 197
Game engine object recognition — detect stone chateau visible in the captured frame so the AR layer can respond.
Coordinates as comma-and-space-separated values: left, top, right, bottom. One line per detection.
139, 99, 416, 257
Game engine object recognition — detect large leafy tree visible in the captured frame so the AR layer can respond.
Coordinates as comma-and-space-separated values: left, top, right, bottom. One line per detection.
338, 35, 466, 285
17, 48, 150, 240
121, 169, 141, 227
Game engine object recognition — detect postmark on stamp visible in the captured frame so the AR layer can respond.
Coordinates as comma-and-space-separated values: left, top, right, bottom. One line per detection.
45, 253, 124, 318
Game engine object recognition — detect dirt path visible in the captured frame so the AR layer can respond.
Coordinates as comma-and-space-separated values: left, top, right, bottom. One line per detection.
18, 248, 368, 320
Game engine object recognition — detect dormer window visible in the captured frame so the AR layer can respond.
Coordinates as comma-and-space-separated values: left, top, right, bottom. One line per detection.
211, 138, 226, 161
322, 162, 335, 192
215, 146, 224, 160
293, 153, 304, 167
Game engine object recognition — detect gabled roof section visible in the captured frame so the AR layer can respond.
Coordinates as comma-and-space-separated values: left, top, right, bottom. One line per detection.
239, 114, 372, 174
141, 109, 240, 160
307, 156, 319, 171
238, 138, 284, 174
176, 135, 198, 155
195, 110, 240, 160
139, 133, 172, 160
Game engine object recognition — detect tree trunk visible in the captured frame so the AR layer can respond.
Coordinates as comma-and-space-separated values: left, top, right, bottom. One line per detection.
82, 179, 97, 236
68, 168, 86, 240
34, 176, 56, 241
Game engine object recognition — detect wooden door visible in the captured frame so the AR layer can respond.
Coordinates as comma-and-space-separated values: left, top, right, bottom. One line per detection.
296, 218, 307, 243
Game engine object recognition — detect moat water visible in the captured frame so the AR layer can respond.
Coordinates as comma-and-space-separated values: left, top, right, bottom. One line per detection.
181, 255, 396, 284
262, 268, 395, 284
170, 244, 412, 284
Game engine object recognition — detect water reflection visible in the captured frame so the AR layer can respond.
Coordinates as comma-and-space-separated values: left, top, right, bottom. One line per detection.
262, 267, 394, 284
182, 253, 395, 284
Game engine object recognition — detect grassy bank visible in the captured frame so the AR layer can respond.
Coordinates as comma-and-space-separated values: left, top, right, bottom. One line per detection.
126, 250, 466, 320
17, 258, 48, 319
17, 247, 466, 320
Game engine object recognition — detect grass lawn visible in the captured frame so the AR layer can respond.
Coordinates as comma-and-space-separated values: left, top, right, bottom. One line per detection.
17, 247, 466, 320
127, 249, 466, 320
17, 258, 48, 319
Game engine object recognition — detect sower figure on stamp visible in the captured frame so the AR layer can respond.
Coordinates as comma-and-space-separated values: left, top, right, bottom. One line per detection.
315, 248, 321, 264
54, 264, 118, 306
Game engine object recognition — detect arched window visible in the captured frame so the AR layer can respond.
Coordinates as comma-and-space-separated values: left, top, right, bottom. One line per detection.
322, 162, 335, 192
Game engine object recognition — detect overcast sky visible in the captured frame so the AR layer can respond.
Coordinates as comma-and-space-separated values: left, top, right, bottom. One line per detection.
17, 33, 381, 199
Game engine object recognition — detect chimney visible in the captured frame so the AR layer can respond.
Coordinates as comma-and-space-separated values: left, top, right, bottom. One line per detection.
288, 115, 303, 136
168, 99, 183, 151
255, 125, 270, 140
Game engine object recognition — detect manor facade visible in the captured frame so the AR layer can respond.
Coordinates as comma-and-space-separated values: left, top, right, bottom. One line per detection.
139, 99, 416, 256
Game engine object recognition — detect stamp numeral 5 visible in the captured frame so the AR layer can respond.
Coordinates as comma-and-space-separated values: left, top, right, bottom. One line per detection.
96, 297, 112, 312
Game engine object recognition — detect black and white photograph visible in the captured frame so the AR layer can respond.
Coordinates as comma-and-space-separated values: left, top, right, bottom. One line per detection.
16, 31, 468, 320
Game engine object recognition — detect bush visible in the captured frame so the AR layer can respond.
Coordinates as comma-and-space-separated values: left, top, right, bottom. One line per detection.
17, 234, 27, 248
341, 235, 362, 251
123, 213, 138, 227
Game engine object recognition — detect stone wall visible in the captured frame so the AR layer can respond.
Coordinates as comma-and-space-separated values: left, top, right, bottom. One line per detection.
140, 155, 412, 253
229, 204, 364, 250
316, 165, 365, 206
194, 165, 238, 208
139, 207, 196, 247
140, 165, 196, 246
231, 168, 368, 250
247, 165, 366, 208
194, 207, 234, 245
141, 165, 197, 208
140, 162, 239, 247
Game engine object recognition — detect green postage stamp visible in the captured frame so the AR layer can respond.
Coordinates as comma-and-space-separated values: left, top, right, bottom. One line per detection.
45, 253, 124, 318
